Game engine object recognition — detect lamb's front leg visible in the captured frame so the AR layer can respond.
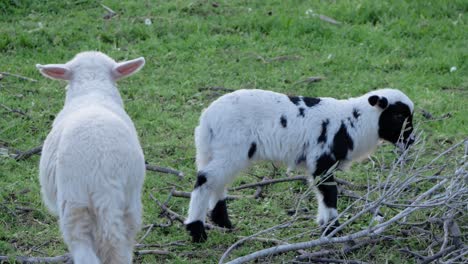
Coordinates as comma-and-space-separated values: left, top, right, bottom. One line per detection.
314, 174, 340, 235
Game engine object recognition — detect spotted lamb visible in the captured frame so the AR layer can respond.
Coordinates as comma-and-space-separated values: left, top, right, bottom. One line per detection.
37, 52, 146, 263
185, 88, 415, 242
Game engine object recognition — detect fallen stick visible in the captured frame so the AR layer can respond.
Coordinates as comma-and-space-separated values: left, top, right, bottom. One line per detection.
171, 189, 249, 200
0, 103, 29, 117
146, 164, 184, 178
229, 176, 308, 191
12, 144, 183, 177
134, 249, 170, 256
14, 145, 43, 161
0, 248, 170, 263
0, 254, 71, 263
0, 71, 38, 82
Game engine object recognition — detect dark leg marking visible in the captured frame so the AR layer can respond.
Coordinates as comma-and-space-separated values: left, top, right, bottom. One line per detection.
303, 97, 321, 107
210, 199, 232, 228
353, 108, 361, 119
194, 172, 207, 189
314, 153, 336, 176
280, 115, 287, 128
298, 107, 305, 117
317, 119, 329, 144
288, 96, 301, 105
316, 180, 338, 208
186, 220, 207, 243
248, 142, 257, 159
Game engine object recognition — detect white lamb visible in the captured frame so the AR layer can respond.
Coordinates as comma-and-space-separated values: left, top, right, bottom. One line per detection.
185, 88, 415, 242
37, 51, 146, 264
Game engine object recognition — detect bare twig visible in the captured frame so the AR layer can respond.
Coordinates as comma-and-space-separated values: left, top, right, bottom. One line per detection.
101, 4, 117, 19
146, 164, 184, 178
0, 71, 37, 82
0, 254, 71, 263
292, 76, 324, 87
134, 249, 170, 256
0, 103, 29, 117
14, 145, 43, 161
219, 222, 293, 264
199, 86, 235, 93
229, 176, 307, 191
170, 189, 249, 200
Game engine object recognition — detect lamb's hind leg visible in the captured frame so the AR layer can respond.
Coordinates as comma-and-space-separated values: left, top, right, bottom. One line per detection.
186, 157, 246, 242
314, 174, 340, 236
60, 202, 100, 264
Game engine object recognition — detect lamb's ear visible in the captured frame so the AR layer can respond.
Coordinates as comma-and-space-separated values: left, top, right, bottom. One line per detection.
368, 95, 388, 109
36, 64, 71, 80
112, 57, 145, 80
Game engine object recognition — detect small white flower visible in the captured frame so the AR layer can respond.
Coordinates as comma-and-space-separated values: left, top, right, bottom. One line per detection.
327, 54, 333, 60
305, 9, 314, 16
247, 8, 252, 12
38, 22, 43, 28
144, 18, 152, 26
450, 66, 457, 73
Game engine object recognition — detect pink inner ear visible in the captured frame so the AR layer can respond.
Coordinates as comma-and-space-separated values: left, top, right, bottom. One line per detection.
117, 63, 139, 75
42, 67, 69, 79
47, 68, 67, 75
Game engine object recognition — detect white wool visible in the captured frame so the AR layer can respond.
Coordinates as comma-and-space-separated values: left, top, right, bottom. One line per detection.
37, 51, 145, 264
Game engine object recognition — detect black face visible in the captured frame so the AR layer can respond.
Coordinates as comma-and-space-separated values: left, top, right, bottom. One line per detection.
378, 102, 414, 148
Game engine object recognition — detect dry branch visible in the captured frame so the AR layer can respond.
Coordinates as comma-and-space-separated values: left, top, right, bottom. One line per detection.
11, 143, 183, 177
229, 176, 307, 191
170, 189, 249, 200
14, 145, 43, 161
221, 138, 467, 264
146, 164, 184, 178
0, 71, 38, 82
101, 4, 117, 19
0, 254, 71, 263
134, 249, 170, 256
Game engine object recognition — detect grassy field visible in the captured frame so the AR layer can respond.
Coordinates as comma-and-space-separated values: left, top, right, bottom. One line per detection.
0, 0, 467, 263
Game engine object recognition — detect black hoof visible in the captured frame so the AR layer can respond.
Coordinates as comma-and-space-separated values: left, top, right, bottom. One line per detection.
321, 219, 341, 236
186, 220, 207, 243
210, 200, 233, 229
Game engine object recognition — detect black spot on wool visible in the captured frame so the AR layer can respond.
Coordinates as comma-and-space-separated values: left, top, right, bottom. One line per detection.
186, 220, 207, 243
210, 200, 232, 228
353, 108, 361, 119
347, 117, 355, 128
296, 154, 307, 165
280, 115, 287, 128
317, 119, 329, 144
303, 97, 321, 107
248, 142, 257, 159
288, 96, 301, 105
194, 172, 207, 188
332, 122, 354, 161
298, 107, 305, 117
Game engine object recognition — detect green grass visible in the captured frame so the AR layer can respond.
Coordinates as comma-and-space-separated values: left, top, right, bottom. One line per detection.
0, 0, 467, 263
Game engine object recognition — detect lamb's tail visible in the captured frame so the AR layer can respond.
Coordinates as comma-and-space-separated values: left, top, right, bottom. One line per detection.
195, 122, 213, 170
